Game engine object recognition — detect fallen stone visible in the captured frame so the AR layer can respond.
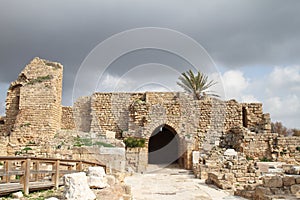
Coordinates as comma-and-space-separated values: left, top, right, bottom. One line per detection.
263, 175, 283, 188
283, 176, 295, 186
255, 186, 272, 199
12, 191, 23, 199
106, 175, 116, 186
291, 184, 300, 195
224, 149, 237, 157
87, 166, 108, 189
64, 172, 96, 200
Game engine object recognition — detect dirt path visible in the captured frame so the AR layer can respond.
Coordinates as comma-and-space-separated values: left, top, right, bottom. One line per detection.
125, 165, 246, 200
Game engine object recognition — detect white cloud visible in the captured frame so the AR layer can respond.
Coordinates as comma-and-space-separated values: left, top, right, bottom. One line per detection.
241, 95, 259, 103
99, 73, 134, 92
267, 65, 300, 95
221, 70, 249, 100
220, 66, 300, 128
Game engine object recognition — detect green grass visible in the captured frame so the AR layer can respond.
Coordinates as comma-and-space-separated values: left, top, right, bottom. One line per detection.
259, 157, 272, 162
246, 156, 254, 160
73, 136, 114, 147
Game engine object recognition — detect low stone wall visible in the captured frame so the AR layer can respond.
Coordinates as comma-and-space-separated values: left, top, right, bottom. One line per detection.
126, 147, 147, 173
276, 136, 300, 164
221, 127, 300, 164
72, 146, 126, 173
251, 175, 300, 199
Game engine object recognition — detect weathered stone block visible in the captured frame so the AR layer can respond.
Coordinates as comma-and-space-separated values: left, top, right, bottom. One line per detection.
291, 184, 300, 195
64, 172, 96, 200
255, 186, 272, 199
283, 176, 295, 186
105, 130, 116, 139
263, 176, 283, 188
87, 166, 108, 189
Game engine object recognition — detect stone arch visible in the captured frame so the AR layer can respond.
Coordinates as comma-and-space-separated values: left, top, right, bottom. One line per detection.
148, 124, 180, 164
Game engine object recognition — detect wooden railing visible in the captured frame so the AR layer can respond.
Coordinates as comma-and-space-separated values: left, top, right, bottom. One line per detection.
0, 156, 106, 195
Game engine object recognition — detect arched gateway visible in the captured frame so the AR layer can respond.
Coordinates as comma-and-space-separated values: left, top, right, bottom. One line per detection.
148, 124, 180, 165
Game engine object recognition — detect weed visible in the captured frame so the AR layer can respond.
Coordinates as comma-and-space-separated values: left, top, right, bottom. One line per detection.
27, 75, 53, 85
20, 122, 31, 128
124, 137, 146, 148
260, 157, 272, 162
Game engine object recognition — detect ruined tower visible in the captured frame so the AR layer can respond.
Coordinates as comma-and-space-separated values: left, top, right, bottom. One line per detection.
4, 57, 63, 154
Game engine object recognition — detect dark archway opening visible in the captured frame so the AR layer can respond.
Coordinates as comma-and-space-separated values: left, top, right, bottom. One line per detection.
148, 125, 179, 164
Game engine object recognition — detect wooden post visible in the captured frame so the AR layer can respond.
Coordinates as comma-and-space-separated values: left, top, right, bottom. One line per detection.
4, 160, 11, 183
76, 161, 83, 171
33, 161, 39, 181
22, 158, 31, 195
52, 160, 60, 189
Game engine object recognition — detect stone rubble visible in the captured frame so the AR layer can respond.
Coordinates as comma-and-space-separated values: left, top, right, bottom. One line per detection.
63, 172, 96, 200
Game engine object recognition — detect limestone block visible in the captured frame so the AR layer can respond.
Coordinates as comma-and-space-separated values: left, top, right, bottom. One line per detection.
12, 191, 23, 198
263, 175, 283, 188
290, 166, 300, 175
192, 151, 200, 164
105, 130, 116, 139
88, 176, 108, 189
64, 172, 96, 200
283, 176, 296, 186
106, 175, 116, 186
87, 166, 108, 189
224, 149, 237, 157
255, 186, 272, 198
291, 184, 300, 195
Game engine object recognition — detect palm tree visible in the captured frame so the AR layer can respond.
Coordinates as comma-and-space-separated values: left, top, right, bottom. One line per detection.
177, 70, 218, 100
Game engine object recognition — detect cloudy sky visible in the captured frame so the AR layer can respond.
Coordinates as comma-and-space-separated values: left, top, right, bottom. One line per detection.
0, 0, 299, 128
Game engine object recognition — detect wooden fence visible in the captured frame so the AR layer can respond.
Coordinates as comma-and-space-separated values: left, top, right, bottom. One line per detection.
0, 156, 105, 195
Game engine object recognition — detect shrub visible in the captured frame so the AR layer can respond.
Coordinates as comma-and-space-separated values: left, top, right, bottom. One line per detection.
124, 137, 146, 148
246, 156, 254, 160
260, 157, 272, 162
296, 146, 300, 151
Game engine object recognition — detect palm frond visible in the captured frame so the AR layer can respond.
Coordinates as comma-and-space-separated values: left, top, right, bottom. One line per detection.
177, 69, 218, 100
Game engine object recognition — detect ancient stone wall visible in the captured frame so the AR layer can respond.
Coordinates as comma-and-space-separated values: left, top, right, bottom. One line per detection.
73, 96, 92, 132
61, 106, 76, 130
90, 93, 143, 137
221, 127, 300, 165
276, 136, 300, 164
5, 58, 63, 154
0, 136, 8, 155
0, 116, 5, 135
245, 175, 300, 199
0, 57, 275, 172
125, 147, 148, 173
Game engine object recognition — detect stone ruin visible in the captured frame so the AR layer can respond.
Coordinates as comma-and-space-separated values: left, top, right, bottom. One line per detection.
0, 58, 300, 199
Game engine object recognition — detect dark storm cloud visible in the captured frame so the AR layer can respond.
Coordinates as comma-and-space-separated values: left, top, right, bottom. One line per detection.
0, 0, 300, 108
